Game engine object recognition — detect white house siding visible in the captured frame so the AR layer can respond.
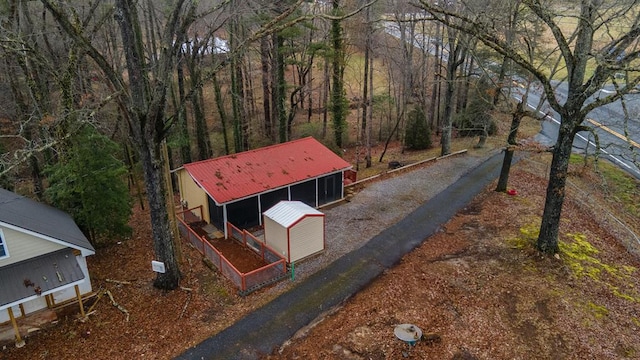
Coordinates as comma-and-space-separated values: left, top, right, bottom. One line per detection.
15, 296, 47, 317
263, 217, 289, 260
177, 168, 211, 223
0, 226, 65, 267
289, 216, 324, 263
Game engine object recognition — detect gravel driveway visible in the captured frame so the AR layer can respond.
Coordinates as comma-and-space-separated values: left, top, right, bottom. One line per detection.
271, 149, 498, 290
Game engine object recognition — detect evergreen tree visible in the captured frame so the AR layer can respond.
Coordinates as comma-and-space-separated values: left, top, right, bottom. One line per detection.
405, 106, 432, 150
45, 126, 132, 246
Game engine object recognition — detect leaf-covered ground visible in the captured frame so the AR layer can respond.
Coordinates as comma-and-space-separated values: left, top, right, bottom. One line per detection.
2, 149, 639, 360
264, 157, 640, 360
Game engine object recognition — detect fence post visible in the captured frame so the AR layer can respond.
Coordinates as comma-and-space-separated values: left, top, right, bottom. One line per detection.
290, 262, 295, 281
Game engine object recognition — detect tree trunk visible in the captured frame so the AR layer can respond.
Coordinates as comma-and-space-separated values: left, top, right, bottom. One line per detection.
229, 18, 247, 152
260, 36, 273, 139
125, 141, 145, 210
322, 55, 329, 138
440, 62, 455, 156
287, 86, 301, 139
494, 54, 510, 106
193, 87, 211, 160
366, 46, 373, 168
273, 33, 287, 143
429, 23, 441, 133
306, 39, 314, 123
139, 142, 181, 289
493, 1, 520, 105
496, 102, 524, 192
378, 115, 401, 163
536, 124, 575, 254
361, 31, 369, 146
244, 56, 257, 120
114, 0, 183, 289
29, 154, 44, 200
230, 57, 243, 152
330, 0, 346, 148
212, 73, 230, 155
176, 52, 191, 164
458, 51, 473, 112
440, 24, 465, 156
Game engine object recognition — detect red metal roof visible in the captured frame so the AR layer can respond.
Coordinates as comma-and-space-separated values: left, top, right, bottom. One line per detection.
183, 137, 352, 205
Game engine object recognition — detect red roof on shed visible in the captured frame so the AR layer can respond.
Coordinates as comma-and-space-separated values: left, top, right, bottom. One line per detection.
183, 137, 352, 205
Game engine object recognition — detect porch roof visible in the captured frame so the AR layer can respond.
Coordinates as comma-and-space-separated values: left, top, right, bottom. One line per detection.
0, 248, 85, 311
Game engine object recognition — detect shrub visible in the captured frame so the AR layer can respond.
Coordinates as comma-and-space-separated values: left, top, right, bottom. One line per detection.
404, 106, 432, 150
45, 126, 132, 245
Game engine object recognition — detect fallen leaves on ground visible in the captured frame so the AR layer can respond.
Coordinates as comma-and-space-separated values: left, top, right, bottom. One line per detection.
2, 152, 639, 360
264, 157, 640, 360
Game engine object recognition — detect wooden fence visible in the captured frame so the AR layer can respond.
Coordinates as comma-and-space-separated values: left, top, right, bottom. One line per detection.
176, 207, 287, 295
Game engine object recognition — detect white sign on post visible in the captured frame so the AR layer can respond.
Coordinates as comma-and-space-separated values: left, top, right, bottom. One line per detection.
151, 260, 166, 273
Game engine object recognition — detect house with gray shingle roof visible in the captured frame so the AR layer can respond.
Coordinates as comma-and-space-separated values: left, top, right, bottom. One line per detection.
0, 188, 95, 345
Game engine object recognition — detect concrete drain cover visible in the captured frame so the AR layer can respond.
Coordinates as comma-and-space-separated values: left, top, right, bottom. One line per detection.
394, 323, 422, 346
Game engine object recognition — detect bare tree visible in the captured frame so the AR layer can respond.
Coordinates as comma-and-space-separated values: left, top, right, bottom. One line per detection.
439, 8, 472, 156
37, 0, 205, 289
416, 0, 640, 254
2, 0, 379, 293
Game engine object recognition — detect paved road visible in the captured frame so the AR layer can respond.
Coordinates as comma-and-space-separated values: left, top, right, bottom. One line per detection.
517, 83, 640, 179
175, 152, 505, 360
384, 19, 640, 178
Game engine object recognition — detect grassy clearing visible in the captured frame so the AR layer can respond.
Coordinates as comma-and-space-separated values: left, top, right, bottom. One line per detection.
569, 154, 640, 218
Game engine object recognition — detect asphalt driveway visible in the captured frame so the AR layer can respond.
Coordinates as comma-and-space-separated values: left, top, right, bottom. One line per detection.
175, 152, 505, 360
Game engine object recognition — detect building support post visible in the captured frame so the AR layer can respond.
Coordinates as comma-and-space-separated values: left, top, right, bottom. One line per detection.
7, 307, 24, 347
75, 285, 85, 318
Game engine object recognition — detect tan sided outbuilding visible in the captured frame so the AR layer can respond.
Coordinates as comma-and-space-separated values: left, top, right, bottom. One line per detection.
263, 201, 325, 264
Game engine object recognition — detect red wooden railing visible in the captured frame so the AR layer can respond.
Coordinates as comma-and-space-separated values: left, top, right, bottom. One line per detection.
176, 207, 287, 295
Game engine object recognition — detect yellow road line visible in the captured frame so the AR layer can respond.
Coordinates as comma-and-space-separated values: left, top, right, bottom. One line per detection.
586, 118, 640, 149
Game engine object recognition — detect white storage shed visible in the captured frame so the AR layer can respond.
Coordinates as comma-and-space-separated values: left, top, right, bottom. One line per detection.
263, 201, 325, 263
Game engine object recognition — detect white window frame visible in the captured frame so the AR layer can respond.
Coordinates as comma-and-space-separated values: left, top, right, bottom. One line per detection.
0, 229, 8, 259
